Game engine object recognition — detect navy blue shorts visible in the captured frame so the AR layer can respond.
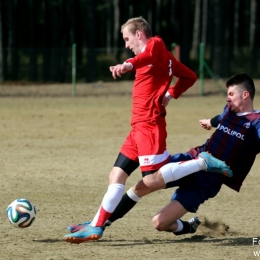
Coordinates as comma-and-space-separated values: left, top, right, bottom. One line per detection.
165, 152, 223, 213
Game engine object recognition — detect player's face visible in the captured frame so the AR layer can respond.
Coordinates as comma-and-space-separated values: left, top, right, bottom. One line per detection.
122, 26, 141, 55
226, 85, 244, 113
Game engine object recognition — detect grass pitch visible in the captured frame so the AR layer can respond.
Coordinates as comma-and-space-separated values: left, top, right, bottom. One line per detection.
0, 82, 260, 259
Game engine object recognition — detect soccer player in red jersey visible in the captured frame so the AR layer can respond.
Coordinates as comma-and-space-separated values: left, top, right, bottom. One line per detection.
64, 17, 197, 243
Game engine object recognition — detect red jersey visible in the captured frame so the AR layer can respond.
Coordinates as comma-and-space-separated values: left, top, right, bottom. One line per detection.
126, 36, 197, 124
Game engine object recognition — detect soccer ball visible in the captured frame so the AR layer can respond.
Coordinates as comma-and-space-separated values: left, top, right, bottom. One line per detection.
6, 198, 36, 228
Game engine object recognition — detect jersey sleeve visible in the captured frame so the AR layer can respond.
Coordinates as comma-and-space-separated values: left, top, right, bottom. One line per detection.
210, 115, 220, 127
167, 56, 197, 99
218, 105, 229, 121
125, 37, 162, 69
255, 117, 260, 144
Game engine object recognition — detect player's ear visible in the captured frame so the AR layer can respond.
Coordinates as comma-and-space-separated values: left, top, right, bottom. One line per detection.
243, 90, 250, 99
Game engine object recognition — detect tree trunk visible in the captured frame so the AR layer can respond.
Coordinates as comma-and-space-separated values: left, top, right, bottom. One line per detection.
222, 0, 233, 78
128, 0, 133, 18
170, 1, 178, 44
201, 0, 208, 44
86, 0, 96, 82
249, 0, 257, 76
106, 0, 112, 55
8, 0, 18, 80
180, 0, 191, 66
113, 0, 119, 62
190, 0, 200, 59
70, 0, 82, 67
249, 0, 256, 51
233, 0, 240, 56
51, 1, 62, 82
0, 0, 4, 82
42, 0, 51, 82
29, 0, 37, 81
155, 0, 161, 35
147, 2, 152, 30
212, 0, 225, 78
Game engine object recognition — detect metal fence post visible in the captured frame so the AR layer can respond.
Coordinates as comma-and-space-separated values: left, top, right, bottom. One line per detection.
72, 43, 77, 97
199, 42, 205, 96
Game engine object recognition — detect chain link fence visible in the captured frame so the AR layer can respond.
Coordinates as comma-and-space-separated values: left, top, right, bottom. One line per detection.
0, 47, 259, 83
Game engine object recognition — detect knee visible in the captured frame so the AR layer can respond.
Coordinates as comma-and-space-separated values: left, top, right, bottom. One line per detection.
143, 173, 163, 191
151, 214, 166, 231
109, 167, 128, 184
132, 180, 153, 197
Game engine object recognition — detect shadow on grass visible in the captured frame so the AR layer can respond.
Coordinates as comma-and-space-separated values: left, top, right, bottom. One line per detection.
32, 238, 63, 243
100, 235, 252, 247
31, 235, 252, 247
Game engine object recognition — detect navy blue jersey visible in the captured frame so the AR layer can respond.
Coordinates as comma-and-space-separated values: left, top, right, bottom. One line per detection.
189, 105, 260, 192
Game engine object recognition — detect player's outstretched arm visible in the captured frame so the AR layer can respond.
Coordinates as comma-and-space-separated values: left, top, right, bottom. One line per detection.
199, 114, 220, 130
199, 119, 212, 130
109, 62, 133, 79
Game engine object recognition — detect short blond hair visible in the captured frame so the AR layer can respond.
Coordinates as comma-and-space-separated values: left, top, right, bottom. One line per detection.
121, 17, 152, 38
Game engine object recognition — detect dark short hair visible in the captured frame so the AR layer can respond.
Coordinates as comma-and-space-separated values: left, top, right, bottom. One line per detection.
121, 17, 152, 38
226, 72, 255, 100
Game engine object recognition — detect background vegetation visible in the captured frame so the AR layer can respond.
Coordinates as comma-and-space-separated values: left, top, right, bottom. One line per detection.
0, 0, 259, 83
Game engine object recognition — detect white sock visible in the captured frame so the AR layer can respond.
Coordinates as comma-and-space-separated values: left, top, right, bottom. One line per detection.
127, 187, 142, 202
91, 183, 125, 226
174, 219, 183, 232
160, 158, 206, 183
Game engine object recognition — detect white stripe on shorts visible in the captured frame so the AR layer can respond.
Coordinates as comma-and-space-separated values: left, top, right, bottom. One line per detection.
138, 150, 169, 167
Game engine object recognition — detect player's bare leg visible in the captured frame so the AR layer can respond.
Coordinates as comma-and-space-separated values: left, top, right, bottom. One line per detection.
152, 200, 187, 231
64, 167, 128, 243
152, 200, 200, 235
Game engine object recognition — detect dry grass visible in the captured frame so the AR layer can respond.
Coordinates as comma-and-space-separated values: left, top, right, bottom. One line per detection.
0, 82, 260, 259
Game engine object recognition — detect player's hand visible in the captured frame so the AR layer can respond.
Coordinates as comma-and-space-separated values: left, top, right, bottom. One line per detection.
109, 63, 132, 79
162, 96, 170, 107
199, 119, 212, 130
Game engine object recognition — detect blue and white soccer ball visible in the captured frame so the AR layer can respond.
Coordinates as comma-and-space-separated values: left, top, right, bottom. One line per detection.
6, 199, 36, 228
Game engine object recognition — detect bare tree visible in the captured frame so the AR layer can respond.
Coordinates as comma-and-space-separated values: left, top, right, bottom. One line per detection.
249, 0, 257, 76
51, 1, 62, 82
71, 0, 82, 66
181, 0, 191, 66
212, 0, 225, 78
106, 0, 112, 55
42, 0, 51, 82
128, 0, 133, 18
170, 0, 178, 44
233, 0, 240, 56
201, 0, 208, 44
29, 0, 37, 81
113, 0, 119, 61
155, 0, 161, 34
86, 0, 96, 82
147, 2, 152, 28
190, 0, 201, 59
7, 0, 18, 80
0, 0, 3, 82
249, 0, 256, 51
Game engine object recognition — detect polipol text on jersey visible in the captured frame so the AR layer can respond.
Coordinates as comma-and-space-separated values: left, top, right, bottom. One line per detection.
217, 124, 245, 140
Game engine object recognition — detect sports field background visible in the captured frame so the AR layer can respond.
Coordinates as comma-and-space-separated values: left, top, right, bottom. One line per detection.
1, 81, 260, 260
